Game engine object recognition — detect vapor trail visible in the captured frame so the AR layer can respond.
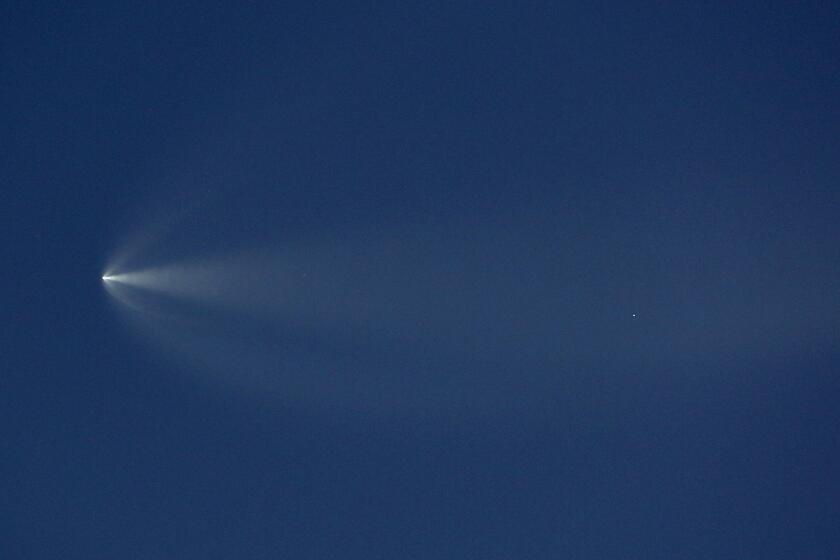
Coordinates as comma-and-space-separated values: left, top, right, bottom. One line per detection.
102, 207, 839, 417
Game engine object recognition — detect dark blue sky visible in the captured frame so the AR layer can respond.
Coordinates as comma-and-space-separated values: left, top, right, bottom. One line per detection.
3, 1, 840, 557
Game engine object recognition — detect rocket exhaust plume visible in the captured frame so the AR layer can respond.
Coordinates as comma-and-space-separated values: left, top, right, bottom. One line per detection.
102, 187, 838, 418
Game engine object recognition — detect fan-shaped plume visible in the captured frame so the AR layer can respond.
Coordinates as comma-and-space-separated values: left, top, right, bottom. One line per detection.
102, 194, 839, 418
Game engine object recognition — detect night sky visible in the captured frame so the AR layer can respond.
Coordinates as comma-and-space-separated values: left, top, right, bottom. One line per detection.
4, 2, 840, 557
